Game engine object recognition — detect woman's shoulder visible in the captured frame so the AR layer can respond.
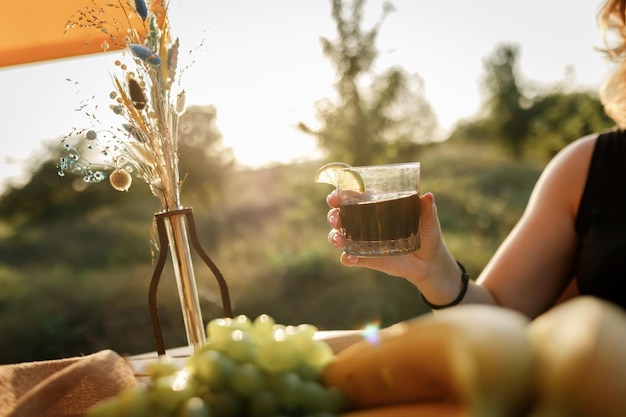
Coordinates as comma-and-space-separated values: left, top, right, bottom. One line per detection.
553, 128, 626, 171
540, 133, 598, 181
530, 133, 600, 217
557, 133, 598, 162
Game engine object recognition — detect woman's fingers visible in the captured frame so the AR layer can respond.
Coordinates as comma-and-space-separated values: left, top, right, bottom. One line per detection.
327, 207, 341, 228
339, 251, 404, 274
328, 228, 344, 247
326, 190, 340, 208
336, 192, 443, 276
326, 190, 344, 249
340, 252, 361, 265
416, 192, 443, 258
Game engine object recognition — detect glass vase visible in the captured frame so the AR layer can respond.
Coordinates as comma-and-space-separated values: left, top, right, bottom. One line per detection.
162, 209, 206, 350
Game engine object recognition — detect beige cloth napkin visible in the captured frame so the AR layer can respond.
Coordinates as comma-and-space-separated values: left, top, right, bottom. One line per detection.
0, 350, 136, 417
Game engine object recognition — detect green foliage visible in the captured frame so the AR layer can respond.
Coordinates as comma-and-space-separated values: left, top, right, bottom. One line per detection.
235, 248, 423, 331
481, 44, 531, 159
418, 141, 543, 272
0, 140, 541, 364
299, 0, 437, 165
525, 91, 615, 158
447, 118, 496, 145
0, 265, 195, 362
451, 43, 615, 161
0, 156, 158, 268
177, 105, 236, 206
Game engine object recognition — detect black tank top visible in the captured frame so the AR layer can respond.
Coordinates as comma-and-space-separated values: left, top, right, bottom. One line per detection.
575, 129, 626, 307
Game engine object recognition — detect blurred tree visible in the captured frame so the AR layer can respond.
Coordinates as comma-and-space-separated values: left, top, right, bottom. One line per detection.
481, 44, 531, 159
298, 0, 437, 165
525, 91, 615, 158
447, 118, 494, 146
449, 44, 614, 160
177, 104, 235, 207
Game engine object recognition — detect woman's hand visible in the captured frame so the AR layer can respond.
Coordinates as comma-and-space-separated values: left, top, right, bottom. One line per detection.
326, 190, 451, 286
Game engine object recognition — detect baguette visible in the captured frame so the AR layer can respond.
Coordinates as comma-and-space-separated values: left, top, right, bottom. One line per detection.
324, 304, 533, 417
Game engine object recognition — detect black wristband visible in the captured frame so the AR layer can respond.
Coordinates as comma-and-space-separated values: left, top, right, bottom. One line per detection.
419, 261, 470, 310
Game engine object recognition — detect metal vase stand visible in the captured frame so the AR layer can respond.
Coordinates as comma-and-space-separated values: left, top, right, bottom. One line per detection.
148, 207, 233, 356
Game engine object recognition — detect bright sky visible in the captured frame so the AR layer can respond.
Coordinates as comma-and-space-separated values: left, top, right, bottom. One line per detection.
0, 0, 613, 192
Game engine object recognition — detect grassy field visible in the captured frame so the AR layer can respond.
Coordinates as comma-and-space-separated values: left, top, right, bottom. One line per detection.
0, 140, 544, 364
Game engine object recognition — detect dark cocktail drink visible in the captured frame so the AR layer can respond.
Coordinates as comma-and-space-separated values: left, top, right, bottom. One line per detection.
340, 191, 421, 256
315, 161, 421, 256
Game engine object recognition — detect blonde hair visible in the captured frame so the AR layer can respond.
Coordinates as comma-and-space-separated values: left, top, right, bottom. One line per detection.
599, 0, 626, 127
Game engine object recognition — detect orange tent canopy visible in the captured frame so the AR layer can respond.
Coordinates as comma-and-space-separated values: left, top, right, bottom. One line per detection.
0, 1, 146, 67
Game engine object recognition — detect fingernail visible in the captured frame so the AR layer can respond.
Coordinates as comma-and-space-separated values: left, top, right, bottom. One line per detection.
347, 255, 359, 264
326, 194, 333, 205
329, 213, 338, 226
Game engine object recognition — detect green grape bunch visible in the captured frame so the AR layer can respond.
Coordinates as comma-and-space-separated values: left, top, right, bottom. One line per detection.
86, 314, 347, 417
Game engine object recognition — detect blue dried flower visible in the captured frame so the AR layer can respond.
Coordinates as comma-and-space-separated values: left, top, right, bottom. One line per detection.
147, 54, 162, 65
84, 170, 108, 184
134, 0, 148, 20
129, 44, 162, 65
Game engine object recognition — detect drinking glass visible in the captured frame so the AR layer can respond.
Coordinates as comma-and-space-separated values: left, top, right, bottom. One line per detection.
338, 162, 421, 257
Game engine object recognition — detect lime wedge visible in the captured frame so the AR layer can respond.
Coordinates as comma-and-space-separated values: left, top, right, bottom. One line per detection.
314, 162, 365, 192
